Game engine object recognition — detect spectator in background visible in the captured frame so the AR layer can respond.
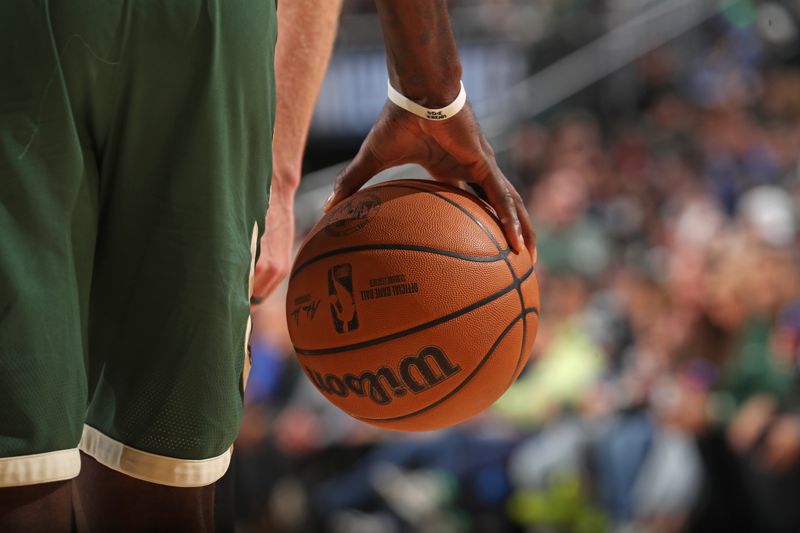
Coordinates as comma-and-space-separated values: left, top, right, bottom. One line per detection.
238, 4, 800, 532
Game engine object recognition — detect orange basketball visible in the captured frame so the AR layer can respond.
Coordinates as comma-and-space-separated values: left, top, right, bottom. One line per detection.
286, 179, 539, 431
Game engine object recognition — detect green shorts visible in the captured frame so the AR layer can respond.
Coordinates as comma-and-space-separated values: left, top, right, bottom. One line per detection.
0, 0, 275, 487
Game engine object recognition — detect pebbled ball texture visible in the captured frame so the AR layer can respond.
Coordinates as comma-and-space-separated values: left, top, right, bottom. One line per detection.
286, 179, 539, 431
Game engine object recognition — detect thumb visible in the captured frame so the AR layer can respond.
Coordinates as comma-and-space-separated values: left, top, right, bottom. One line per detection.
250, 257, 271, 303
324, 144, 383, 211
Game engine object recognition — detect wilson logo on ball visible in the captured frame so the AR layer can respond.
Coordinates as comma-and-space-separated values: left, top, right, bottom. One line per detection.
305, 346, 462, 405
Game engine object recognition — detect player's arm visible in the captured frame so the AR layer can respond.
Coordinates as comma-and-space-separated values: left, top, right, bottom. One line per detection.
253, 0, 343, 301
325, 0, 535, 258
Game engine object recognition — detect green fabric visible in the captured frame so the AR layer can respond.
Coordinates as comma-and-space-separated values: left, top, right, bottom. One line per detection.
535, 217, 611, 277
0, 0, 276, 460
721, 316, 794, 406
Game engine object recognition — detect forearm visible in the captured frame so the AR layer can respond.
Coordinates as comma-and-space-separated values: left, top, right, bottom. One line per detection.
272, 0, 343, 195
374, 0, 462, 107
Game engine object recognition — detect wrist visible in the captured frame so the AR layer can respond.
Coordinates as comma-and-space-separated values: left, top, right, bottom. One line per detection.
271, 162, 301, 192
388, 80, 466, 121
267, 187, 295, 217
388, 66, 462, 108
269, 188, 296, 206
270, 185, 297, 204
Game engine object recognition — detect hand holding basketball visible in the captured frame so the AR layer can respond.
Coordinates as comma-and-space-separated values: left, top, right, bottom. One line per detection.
325, 102, 536, 261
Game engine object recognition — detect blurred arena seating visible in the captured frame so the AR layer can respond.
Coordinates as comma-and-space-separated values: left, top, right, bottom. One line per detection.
235, 2, 800, 532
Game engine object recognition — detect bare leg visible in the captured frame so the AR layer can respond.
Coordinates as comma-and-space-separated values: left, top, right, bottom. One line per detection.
0, 481, 72, 533
74, 453, 214, 532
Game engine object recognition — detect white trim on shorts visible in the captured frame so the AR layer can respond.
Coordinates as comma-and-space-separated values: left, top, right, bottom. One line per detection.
0, 448, 81, 487
79, 425, 231, 487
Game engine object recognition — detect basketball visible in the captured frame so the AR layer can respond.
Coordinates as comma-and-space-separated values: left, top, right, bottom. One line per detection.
285, 179, 539, 431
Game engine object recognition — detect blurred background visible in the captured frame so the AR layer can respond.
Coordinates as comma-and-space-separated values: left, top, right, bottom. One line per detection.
232, 0, 800, 531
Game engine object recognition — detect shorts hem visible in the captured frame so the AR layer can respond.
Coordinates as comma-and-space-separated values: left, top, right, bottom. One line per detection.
0, 448, 81, 488
79, 425, 231, 487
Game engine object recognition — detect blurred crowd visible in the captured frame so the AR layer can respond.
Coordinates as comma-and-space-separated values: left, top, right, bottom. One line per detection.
231, 2, 800, 532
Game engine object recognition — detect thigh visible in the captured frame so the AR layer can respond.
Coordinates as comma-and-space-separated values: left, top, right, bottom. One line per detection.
0, 0, 98, 487
79, 0, 277, 487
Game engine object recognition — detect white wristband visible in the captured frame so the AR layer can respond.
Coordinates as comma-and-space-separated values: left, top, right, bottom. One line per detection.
387, 80, 466, 121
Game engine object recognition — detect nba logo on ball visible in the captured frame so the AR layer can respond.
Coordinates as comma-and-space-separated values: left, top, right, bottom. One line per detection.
287, 180, 540, 431
328, 264, 359, 333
